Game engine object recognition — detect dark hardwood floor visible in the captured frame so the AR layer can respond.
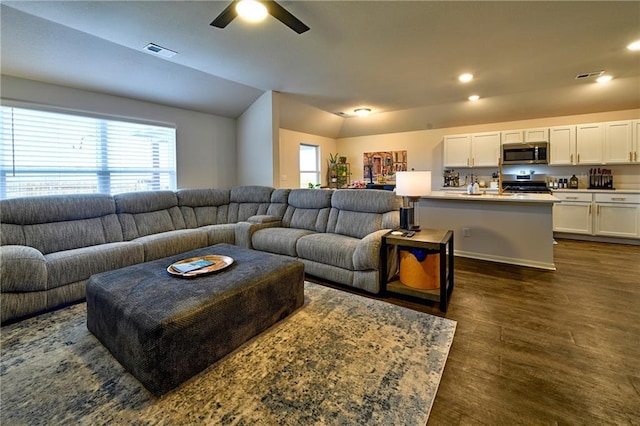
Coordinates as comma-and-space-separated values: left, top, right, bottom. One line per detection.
314, 239, 640, 425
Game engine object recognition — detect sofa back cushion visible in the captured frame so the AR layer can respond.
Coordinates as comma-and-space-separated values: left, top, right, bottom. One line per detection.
176, 188, 231, 228
282, 189, 333, 232
0, 194, 123, 254
327, 189, 401, 239
226, 186, 275, 223
114, 191, 185, 240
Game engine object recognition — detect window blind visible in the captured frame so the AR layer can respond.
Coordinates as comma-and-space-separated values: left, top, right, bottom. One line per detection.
0, 106, 176, 199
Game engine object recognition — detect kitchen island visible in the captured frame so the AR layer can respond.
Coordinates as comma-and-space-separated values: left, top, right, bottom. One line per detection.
417, 191, 559, 270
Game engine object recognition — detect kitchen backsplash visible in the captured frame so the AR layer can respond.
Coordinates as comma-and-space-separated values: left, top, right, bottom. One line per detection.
449, 164, 639, 190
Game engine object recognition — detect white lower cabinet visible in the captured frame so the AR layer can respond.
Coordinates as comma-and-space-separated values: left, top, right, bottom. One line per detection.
593, 193, 640, 238
554, 202, 592, 234
553, 191, 640, 239
553, 192, 593, 234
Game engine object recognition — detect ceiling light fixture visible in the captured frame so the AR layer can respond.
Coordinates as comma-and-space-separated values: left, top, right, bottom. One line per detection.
354, 108, 371, 117
236, 0, 268, 22
468, 95, 480, 101
459, 73, 473, 83
627, 40, 640, 51
596, 75, 613, 83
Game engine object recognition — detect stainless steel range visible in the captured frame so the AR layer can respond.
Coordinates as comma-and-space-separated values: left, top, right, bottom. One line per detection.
501, 174, 551, 193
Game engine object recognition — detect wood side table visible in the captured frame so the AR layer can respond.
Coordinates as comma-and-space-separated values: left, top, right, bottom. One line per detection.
381, 229, 454, 312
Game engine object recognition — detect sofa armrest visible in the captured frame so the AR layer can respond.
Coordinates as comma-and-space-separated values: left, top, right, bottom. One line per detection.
0, 245, 47, 292
235, 220, 283, 249
352, 229, 392, 271
247, 215, 281, 224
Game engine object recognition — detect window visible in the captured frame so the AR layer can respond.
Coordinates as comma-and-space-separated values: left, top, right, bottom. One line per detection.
0, 106, 176, 199
299, 144, 320, 188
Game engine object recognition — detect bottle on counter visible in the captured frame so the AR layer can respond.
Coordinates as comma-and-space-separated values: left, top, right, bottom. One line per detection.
473, 179, 480, 194
569, 174, 579, 189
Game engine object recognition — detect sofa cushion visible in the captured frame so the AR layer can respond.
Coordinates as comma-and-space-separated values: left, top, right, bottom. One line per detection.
0, 194, 123, 253
176, 189, 231, 228
330, 189, 400, 213
45, 242, 144, 290
282, 189, 333, 232
198, 224, 237, 246
0, 246, 47, 292
227, 186, 275, 223
115, 191, 186, 240
330, 210, 384, 240
296, 233, 360, 270
252, 228, 315, 257
132, 229, 208, 261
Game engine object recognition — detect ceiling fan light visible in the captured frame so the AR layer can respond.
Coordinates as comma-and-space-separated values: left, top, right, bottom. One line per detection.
596, 75, 612, 83
354, 108, 371, 117
468, 95, 480, 101
236, 0, 268, 22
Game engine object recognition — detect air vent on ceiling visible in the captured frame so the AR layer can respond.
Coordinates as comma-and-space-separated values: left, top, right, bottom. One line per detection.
575, 71, 604, 80
143, 43, 178, 58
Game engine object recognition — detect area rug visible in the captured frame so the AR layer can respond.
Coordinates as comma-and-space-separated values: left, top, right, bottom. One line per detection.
1, 282, 456, 425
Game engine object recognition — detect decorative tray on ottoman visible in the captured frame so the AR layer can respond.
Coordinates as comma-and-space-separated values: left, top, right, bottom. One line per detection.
167, 255, 234, 277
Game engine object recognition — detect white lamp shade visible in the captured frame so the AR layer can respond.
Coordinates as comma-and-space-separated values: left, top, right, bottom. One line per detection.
395, 171, 432, 197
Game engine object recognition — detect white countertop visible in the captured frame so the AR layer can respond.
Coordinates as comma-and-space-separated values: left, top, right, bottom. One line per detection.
422, 191, 559, 204
551, 189, 640, 194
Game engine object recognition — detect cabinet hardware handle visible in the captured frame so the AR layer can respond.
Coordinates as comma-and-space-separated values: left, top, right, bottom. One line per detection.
631, 152, 634, 162
566, 196, 578, 200
570, 153, 573, 164
472, 158, 475, 167
611, 197, 626, 201
597, 205, 600, 215
588, 204, 592, 214
577, 153, 580, 163
635, 152, 638, 162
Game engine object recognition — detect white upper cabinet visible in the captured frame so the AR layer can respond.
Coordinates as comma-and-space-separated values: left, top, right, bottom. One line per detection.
524, 128, 549, 142
501, 128, 549, 144
443, 134, 472, 167
471, 132, 501, 167
501, 130, 523, 144
444, 132, 500, 167
549, 126, 576, 165
576, 123, 604, 164
604, 121, 634, 164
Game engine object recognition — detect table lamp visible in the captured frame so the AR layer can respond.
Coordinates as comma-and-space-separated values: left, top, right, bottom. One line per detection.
395, 171, 431, 231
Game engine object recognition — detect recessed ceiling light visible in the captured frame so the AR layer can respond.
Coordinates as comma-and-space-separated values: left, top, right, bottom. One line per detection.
236, 0, 268, 22
459, 73, 473, 83
354, 108, 372, 117
468, 95, 480, 101
596, 75, 613, 83
627, 40, 640, 51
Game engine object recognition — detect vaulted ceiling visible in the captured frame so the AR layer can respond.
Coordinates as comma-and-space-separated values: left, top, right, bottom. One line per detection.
2, 1, 639, 138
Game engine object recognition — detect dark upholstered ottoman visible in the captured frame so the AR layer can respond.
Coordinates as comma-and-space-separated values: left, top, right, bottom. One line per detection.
86, 243, 304, 396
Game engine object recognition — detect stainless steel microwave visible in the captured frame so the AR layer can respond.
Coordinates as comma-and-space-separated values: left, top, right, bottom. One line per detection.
502, 142, 549, 165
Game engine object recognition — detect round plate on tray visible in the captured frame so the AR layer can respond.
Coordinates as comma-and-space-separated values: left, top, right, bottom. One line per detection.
167, 255, 234, 278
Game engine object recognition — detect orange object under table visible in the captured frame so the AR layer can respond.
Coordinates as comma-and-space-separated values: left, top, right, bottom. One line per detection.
399, 250, 440, 290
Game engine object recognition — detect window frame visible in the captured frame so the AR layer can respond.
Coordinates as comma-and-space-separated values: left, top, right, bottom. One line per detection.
299, 143, 321, 188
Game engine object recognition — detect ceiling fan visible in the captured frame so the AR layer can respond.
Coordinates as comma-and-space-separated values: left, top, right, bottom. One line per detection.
210, 0, 310, 34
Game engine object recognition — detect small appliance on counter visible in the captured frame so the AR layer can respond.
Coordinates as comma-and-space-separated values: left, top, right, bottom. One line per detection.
588, 168, 614, 189
501, 173, 551, 193
443, 169, 460, 187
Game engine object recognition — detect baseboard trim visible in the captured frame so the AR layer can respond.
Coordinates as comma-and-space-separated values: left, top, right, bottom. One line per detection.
453, 250, 556, 271
554, 233, 640, 246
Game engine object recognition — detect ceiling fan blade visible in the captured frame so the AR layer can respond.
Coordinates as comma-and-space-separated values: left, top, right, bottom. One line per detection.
210, 1, 239, 28
265, 1, 310, 34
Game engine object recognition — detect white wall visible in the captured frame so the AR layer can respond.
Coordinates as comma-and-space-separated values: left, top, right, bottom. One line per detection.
337, 109, 640, 190
279, 129, 338, 189
237, 91, 279, 186
1, 75, 237, 189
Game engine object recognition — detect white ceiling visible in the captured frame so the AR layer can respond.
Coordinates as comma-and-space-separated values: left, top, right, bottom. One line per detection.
1, 1, 639, 138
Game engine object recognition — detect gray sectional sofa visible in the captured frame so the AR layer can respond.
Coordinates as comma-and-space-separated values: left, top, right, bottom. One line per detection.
0, 186, 400, 324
